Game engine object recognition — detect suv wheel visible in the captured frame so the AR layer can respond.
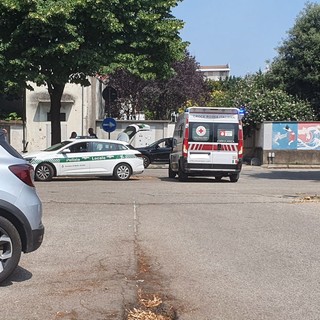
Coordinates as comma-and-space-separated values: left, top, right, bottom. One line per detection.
35, 163, 54, 181
114, 163, 131, 180
142, 155, 150, 168
0, 216, 22, 283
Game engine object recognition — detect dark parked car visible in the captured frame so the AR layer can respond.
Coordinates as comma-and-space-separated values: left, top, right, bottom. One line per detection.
135, 138, 173, 168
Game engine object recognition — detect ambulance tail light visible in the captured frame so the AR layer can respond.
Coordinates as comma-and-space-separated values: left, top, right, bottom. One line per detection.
182, 139, 188, 157
238, 122, 244, 158
182, 118, 189, 158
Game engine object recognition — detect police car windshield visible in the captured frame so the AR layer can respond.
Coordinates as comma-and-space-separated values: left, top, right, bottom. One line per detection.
44, 140, 73, 151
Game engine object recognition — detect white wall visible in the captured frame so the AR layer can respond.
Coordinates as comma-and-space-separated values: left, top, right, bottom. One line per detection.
25, 82, 92, 152
16, 77, 175, 152
262, 122, 273, 149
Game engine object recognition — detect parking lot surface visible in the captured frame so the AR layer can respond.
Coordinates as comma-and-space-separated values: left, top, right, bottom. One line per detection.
2, 166, 320, 320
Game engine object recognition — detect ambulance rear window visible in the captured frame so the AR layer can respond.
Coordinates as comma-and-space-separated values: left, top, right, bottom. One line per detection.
189, 122, 238, 143
216, 123, 238, 143
190, 123, 211, 142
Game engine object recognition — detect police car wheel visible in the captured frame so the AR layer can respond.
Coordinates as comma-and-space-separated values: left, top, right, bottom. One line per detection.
114, 163, 131, 180
35, 163, 54, 181
0, 217, 22, 284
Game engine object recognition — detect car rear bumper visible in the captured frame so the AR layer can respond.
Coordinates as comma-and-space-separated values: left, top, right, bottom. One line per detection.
26, 224, 45, 253
182, 159, 242, 176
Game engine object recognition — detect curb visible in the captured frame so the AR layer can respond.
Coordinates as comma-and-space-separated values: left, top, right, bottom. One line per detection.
262, 164, 320, 169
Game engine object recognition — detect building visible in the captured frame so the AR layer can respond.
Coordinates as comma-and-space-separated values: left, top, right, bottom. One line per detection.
198, 64, 230, 80
1, 77, 175, 152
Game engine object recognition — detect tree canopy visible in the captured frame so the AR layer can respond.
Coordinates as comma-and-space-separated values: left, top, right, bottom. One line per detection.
206, 73, 315, 137
267, 2, 320, 118
0, 0, 186, 144
106, 51, 209, 120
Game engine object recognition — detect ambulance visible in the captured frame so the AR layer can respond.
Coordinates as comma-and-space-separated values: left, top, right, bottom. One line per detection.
169, 107, 244, 182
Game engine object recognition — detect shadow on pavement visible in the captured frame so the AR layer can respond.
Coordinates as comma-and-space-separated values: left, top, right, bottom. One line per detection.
0, 266, 32, 287
247, 170, 320, 181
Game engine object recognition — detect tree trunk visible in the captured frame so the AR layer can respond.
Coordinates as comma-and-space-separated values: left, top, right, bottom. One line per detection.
47, 82, 65, 145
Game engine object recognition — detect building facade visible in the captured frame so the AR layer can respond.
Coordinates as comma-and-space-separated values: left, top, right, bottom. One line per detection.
198, 64, 230, 80
24, 77, 104, 152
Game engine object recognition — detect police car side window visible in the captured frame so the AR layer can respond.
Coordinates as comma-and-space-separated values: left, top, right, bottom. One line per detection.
118, 144, 128, 150
70, 142, 88, 153
93, 142, 104, 152
109, 143, 117, 151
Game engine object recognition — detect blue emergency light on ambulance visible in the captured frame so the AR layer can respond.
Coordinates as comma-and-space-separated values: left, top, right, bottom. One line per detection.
238, 106, 246, 119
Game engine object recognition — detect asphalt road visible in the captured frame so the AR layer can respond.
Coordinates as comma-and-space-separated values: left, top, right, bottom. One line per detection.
2, 165, 320, 320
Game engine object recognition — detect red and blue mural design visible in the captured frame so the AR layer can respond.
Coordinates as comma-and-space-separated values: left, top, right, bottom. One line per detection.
272, 122, 320, 150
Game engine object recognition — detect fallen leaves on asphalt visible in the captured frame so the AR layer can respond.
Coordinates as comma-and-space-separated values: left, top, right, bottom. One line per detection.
295, 194, 320, 203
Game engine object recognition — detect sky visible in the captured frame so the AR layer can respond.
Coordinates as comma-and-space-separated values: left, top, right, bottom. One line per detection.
172, 0, 320, 77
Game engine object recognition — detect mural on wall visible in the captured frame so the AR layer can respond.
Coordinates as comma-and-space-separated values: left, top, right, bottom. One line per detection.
272, 122, 320, 150
272, 123, 298, 150
298, 123, 320, 150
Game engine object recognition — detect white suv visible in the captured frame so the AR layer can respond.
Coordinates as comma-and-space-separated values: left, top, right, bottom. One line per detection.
0, 129, 44, 283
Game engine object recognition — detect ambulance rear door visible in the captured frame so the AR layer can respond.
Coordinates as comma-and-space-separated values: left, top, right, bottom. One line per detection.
187, 121, 240, 166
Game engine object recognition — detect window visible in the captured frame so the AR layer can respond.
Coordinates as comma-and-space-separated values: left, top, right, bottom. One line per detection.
47, 113, 66, 121
189, 123, 211, 142
92, 141, 127, 152
216, 123, 238, 143
189, 122, 238, 143
93, 142, 104, 152
69, 142, 89, 153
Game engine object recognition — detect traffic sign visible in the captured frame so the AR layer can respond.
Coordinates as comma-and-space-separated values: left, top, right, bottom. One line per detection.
102, 86, 117, 102
102, 117, 117, 133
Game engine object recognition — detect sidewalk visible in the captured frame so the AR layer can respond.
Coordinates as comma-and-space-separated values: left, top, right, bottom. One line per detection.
262, 164, 320, 169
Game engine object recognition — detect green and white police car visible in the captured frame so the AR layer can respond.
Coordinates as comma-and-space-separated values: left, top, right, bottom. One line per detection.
24, 139, 144, 181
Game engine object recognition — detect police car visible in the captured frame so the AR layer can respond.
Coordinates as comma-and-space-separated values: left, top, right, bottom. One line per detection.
23, 139, 144, 181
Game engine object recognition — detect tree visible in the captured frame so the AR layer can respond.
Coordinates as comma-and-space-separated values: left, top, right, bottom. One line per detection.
267, 2, 320, 118
105, 70, 148, 120
206, 73, 315, 137
0, 0, 186, 144
142, 51, 209, 119
106, 51, 209, 120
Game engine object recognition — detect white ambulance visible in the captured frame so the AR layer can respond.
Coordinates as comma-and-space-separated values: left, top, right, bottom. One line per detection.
169, 107, 244, 182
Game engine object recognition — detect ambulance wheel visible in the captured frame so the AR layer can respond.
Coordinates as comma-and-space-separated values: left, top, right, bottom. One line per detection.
168, 164, 176, 178
230, 174, 239, 183
178, 166, 188, 182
